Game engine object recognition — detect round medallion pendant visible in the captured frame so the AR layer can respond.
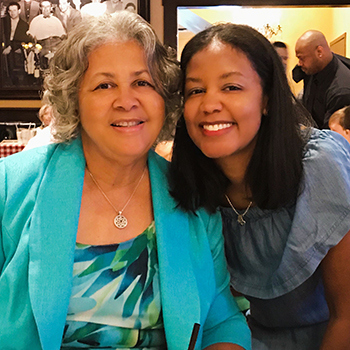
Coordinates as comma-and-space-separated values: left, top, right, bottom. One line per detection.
114, 213, 128, 229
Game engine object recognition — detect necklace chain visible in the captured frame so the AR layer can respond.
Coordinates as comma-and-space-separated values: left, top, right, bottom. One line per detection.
87, 166, 146, 229
225, 194, 252, 226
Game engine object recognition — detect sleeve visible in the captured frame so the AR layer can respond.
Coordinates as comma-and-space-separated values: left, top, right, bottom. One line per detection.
0, 159, 6, 272
201, 211, 251, 350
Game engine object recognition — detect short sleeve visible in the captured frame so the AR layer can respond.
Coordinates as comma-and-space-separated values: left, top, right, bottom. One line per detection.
223, 129, 350, 299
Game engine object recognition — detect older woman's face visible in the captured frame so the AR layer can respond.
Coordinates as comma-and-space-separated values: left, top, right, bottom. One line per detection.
79, 41, 165, 162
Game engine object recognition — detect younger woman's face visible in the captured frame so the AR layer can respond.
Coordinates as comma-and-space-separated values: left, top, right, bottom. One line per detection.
183, 41, 266, 163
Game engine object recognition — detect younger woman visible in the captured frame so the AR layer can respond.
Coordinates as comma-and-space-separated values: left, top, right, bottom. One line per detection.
170, 23, 350, 350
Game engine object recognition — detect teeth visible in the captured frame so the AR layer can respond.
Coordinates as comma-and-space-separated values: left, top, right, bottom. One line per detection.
202, 123, 232, 131
113, 121, 141, 127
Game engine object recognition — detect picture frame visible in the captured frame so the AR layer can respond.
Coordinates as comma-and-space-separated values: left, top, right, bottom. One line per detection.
0, 0, 150, 100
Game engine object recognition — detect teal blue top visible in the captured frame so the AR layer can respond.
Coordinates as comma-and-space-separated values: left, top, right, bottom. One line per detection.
0, 137, 251, 350
62, 222, 166, 349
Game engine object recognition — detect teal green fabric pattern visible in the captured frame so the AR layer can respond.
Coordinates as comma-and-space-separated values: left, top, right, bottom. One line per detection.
0, 139, 251, 350
62, 222, 166, 349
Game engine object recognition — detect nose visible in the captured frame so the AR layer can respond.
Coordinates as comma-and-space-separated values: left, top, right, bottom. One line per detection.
200, 91, 222, 115
112, 86, 138, 111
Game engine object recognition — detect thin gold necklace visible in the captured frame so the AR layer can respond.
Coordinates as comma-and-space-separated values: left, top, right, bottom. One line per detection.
225, 194, 252, 226
87, 166, 146, 229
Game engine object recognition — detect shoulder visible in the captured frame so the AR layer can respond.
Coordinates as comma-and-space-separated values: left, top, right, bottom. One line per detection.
303, 128, 350, 165
0, 143, 59, 184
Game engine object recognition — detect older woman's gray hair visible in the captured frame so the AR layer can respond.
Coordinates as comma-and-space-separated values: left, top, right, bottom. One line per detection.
44, 11, 181, 143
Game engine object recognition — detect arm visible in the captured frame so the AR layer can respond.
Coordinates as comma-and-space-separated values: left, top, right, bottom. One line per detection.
320, 230, 350, 350
324, 89, 350, 128
201, 211, 251, 350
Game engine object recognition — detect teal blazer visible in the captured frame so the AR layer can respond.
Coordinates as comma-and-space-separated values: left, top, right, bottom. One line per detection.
0, 138, 251, 350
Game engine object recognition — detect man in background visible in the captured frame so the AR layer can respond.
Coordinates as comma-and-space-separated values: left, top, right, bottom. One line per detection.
28, 0, 66, 69
272, 41, 289, 72
54, 0, 81, 33
2, 2, 30, 85
18, 0, 40, 24
294, 30, 350, 129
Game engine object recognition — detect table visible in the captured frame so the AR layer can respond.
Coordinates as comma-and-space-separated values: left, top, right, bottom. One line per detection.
0, 141, 25, 158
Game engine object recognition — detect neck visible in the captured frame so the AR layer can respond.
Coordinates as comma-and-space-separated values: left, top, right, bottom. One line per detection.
215, 152, 253, 209
83, 151, 148, 189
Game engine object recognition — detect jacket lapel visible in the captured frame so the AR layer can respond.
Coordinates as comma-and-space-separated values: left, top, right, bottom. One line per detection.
28, 139, 85, 350
148, 151, 201, 350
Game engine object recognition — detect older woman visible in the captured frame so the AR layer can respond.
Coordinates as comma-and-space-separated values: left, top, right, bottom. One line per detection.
0, 12, 250, 350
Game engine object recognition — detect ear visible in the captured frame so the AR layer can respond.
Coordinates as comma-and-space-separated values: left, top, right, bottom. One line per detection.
316, 45, 324, 58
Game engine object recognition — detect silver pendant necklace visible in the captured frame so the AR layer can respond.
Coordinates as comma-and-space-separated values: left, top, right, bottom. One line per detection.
87, 166, 146, 229
225, 194, 252, 226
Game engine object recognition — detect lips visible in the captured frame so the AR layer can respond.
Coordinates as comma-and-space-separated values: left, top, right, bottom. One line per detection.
201, 122, 234, 131
111, 120, 144, 127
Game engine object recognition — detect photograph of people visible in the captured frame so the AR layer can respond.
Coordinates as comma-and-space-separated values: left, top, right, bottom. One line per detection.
0, 12, 251, 350
170, 23, 350, 350
1, 1, 31, 85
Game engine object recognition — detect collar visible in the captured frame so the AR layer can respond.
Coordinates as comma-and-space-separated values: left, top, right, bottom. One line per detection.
28, 141, 200, 350
313, 54, 337, 84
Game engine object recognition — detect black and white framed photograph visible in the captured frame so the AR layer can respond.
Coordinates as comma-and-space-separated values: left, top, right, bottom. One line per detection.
0, 0, 150, 99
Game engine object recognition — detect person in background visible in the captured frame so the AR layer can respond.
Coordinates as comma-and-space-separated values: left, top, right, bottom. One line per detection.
54, 0, 81, 33
295, 30, 350, 129
272, 41, 289, 72
0, 12, 251, 350
27, 0, 66, 69
18, 0, 40, 24
328, 105, 350, 143
104, 0, 123, 14
2, 2, 30, 85
170, 23, 350, 350
80, 0, 106, 17
23, 103, 55, 150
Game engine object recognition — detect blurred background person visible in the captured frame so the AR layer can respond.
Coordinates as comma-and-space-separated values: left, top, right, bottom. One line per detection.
0, 12, 251, 350
2, 1, 30, 85
27, 0, 66, 70
104, 0, 123, 14
23, 102, 55, 150
294, 30, 350, 129
54, 0, 81, 33
272, 41, 289, 72
80, 0, 106, 17
18, 0, 40, 24
328, 105, 350, 143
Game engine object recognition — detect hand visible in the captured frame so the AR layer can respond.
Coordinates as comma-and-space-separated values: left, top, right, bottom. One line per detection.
2, 46, 11, 55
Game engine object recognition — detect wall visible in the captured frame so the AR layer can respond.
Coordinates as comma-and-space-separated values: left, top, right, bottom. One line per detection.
178, 6, 350, 95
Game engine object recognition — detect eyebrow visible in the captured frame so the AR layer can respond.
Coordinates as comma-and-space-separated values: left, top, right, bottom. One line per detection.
93, 69, 150, 79
186, 71, 243, 83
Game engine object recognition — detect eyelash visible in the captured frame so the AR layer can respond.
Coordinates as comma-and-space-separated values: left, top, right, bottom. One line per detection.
94, 83, 113, 90
224, 85, 241, 91
186, 85, 241, 97
94, 80, 154, 91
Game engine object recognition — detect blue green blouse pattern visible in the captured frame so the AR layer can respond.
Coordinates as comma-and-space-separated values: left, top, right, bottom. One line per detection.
61, 222, 166, 349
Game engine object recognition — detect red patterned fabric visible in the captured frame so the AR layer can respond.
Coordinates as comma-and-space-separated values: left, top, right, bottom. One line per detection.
0, 142, 25, 158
